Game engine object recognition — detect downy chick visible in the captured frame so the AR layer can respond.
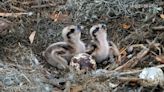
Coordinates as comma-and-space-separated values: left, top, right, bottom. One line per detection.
87, 24, 109, 63
87, 24, 120, 63
43, 25, 86, 69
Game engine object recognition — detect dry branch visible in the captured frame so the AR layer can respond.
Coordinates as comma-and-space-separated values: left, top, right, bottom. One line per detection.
0, 12, 33, 17
152, 26, 164, 31
117, 77, 142, 82
31, 3, 65, 8
115, 47, 149, 71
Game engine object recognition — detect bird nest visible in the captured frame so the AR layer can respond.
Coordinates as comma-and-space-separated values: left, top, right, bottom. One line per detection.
0, 0, 164, 92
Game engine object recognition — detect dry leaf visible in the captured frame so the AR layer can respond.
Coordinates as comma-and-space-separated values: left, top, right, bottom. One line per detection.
70, 85, 83, 92
29, 31, 36, 44
160, 14, 164, 19
155, 55, 164, 64
49, 11, 71, 23
122, 23, 131, 29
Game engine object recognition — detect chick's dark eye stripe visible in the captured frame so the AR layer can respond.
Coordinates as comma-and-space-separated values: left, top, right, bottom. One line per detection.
67, 28, 75, 39
92, 27, 99, 37
92, 27, 99, 41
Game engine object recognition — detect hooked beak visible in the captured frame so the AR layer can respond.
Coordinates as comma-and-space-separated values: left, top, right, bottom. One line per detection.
76, 25, 83, 32
101, 24, 107, 30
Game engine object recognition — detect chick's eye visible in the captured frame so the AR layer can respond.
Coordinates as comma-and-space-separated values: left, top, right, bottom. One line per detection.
101, 24, 106, 29
70, 29, 75, 33
93, 27, 99, 34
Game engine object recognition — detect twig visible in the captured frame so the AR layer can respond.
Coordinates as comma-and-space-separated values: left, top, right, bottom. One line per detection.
22, 0, 54, 5
0, 12, 33, 17
152, 26, 164, 31
114, 39, 160, 71
21, 1, 37, 5
20, 73, 32, 84
115, 47, 149, 71
41, 64, 164, 90
42, 78, 67, 88
9, 4, 26, 12
109, 41, 121, 64
31, 3, 64, 8
129, 2, 164, 9
155, 64, 164, 68
117, 77, 142, 82
92, 64, 164, 78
